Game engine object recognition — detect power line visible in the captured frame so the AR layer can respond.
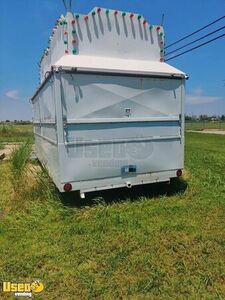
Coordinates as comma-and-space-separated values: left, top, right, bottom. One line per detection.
165, 15, 225, 49
62, 0, 73, 11
165, 33, 225, 62
165, 25, 225, 57
62, 0, 67, 10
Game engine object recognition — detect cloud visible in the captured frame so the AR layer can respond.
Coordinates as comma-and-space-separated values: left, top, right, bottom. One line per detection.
186, 88, 222, 105
5, 90, 22, 100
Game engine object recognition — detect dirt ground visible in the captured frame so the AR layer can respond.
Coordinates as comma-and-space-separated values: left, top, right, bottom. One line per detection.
187, 129, 225, 135
201, 129, 225, 135
0, 144, 17, 160
0, 144, 35, 161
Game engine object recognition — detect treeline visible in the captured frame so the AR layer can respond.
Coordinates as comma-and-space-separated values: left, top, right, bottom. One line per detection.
0, 120, 32, 124
185, 115, 225, 121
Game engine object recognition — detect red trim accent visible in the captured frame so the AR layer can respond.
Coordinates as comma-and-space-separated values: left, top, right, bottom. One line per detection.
176, 169, 183, 177
64, 183, 72, 192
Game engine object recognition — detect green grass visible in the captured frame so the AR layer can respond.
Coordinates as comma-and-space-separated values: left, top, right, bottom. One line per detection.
0, 133, 225, 299
10, 140, 32, 179
0, 124, 33, 143
185, 121, 225, 131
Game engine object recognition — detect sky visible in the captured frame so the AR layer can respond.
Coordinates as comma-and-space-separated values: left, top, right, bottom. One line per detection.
0, 0, 224, 120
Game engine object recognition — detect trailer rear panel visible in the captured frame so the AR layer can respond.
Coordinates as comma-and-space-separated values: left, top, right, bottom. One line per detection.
32, 7, 186, 195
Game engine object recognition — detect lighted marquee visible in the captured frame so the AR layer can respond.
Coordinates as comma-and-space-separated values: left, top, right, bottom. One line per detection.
39, 7, 165, 82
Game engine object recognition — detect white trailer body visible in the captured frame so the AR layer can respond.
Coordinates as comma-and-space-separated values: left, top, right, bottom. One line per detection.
31, 8, 186, 194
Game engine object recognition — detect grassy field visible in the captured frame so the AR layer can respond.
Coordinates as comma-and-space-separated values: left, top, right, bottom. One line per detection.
0, 131, 225, 299
185, 121, 225, 131
0, 123, 33, 143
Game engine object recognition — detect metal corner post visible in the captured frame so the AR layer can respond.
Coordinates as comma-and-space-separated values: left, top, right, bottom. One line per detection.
53, 72, 64, 145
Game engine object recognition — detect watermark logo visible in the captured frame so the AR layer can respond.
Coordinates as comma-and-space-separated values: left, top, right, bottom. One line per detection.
68, 138, 154, 169
2, 280, 44, 298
